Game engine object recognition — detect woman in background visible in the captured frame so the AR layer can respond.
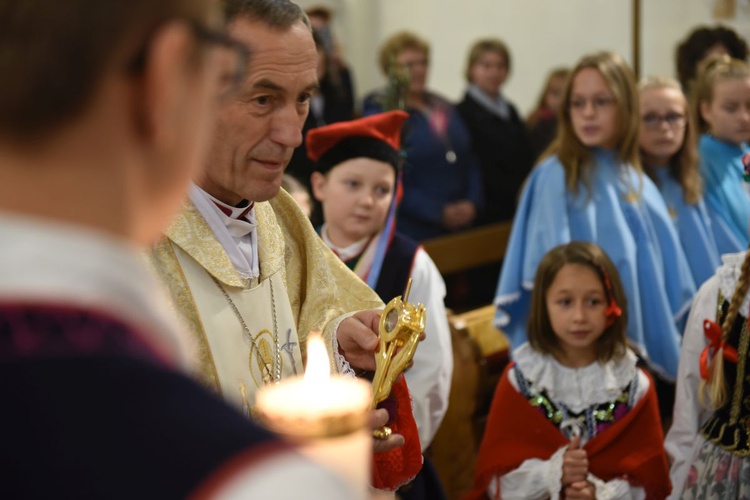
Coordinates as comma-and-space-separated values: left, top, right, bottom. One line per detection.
527, 68, 571, 161
363, 31, 483, 241
457, 38, 533, 224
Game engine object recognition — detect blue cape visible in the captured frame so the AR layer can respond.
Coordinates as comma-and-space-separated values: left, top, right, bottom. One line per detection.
699, 134, 750, 254
654, 167, 721, 287
495, 151, 696, 379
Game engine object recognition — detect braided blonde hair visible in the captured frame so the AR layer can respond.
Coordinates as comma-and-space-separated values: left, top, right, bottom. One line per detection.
700, 247, 750, 409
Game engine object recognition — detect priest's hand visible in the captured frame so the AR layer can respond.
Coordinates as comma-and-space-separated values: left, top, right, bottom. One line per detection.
563, 480, 596, 499
370, 408, 404, 453
338, 310, 381, 371
561, 436, 588, 486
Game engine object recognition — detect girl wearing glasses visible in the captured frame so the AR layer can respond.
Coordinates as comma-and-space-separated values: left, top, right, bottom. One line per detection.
692, 55, 750, 256
495, 52, 695, 385
638, 76, 721, 286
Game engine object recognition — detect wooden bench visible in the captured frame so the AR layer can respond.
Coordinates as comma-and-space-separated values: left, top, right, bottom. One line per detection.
421, 222, 516, 498
422, 222, 512, 275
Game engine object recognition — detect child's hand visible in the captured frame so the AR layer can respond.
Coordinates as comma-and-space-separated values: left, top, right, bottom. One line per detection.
561, 436, 588, 486
563, 480, 596, 499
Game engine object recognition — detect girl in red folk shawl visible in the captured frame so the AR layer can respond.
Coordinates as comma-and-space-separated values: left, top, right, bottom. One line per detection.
469, 241, 670, 499
665, 245, 750, 498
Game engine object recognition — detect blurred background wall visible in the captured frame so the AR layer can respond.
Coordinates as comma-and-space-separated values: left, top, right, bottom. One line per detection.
295, 0, 750, 114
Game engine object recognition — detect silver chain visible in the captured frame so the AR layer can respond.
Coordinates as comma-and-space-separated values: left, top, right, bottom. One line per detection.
210, 275, 281, 384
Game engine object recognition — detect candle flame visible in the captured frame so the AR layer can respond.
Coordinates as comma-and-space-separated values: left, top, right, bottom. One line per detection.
303, 333, 331, 385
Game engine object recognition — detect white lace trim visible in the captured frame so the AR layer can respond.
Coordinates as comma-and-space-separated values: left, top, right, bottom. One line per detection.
546, 446, 566, 499
320, 224, 370, 262
512, 343, 637, 414
717, 251, 750, 319
332, 312, 358, 376
588, 474, 634, 499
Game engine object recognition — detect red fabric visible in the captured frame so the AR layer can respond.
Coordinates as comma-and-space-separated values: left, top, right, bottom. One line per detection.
210, 200, 254, 220
466, 364, 671, 500
306, 111, 409, 162
372, 374, 423, 491
700, 318, 738, 380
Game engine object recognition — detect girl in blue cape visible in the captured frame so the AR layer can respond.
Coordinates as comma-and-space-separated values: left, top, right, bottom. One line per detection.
693, 55, 750, 255
638, 76, 721, 287
495, 52, 696, 380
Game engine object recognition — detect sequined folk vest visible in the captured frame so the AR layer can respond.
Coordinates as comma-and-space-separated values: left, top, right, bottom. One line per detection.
700, 293, 750, 455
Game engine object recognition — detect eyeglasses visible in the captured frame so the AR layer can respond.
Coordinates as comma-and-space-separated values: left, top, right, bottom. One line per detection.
190, 22, 249, 100
569, 96, 616, 113
641, 112, 686, 130
128, 21, 249, 100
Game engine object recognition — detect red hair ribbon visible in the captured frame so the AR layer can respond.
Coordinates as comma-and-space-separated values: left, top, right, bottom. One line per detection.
599, 265, 622, 328
604, 300, 622, 328
699, 319, 738, 380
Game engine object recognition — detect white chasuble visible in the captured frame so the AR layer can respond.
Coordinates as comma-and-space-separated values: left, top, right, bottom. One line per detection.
148, 190, 385, 417
174, 247, 302, 411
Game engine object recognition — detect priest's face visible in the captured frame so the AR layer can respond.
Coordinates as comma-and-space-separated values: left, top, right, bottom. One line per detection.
198, 16, 318, 204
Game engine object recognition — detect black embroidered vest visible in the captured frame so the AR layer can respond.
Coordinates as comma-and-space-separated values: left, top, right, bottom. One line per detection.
700, 295, 750, 455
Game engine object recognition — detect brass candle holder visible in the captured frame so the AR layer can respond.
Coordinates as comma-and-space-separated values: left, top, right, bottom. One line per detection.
370, 278, 426, 439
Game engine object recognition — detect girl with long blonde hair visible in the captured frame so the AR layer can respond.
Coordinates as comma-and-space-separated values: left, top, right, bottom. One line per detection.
638, 76, 721, 286
692, 55, 750, 255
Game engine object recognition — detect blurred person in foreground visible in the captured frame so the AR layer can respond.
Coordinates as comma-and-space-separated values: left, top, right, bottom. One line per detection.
0, 0, 356, 498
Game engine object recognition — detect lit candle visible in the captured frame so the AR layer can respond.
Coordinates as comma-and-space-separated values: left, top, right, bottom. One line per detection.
256, 334, 372, 499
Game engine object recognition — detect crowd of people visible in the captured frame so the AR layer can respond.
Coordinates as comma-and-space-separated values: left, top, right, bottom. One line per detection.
283, 15, 750, 500
5, 0, 750, 498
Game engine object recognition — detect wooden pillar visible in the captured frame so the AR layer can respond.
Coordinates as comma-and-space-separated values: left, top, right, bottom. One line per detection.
632, 0, 641, 80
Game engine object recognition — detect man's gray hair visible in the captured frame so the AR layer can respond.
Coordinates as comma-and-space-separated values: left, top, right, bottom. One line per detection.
223, 0, 311, 30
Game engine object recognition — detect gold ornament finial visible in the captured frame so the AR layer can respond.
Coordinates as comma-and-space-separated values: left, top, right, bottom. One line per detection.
371, 278, 426, 409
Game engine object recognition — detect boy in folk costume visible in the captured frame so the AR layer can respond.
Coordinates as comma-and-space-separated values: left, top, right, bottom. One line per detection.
308, 111, 453, 497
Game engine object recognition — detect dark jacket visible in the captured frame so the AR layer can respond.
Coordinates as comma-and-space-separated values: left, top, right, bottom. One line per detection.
456, 92, 533, 223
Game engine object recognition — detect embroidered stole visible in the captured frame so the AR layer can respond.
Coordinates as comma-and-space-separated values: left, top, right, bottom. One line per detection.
173, 246, 302, 413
